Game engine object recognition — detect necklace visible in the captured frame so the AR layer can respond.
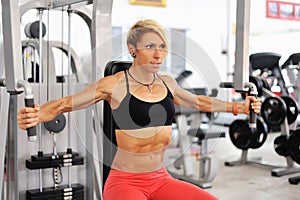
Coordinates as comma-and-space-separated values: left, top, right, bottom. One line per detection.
127, 69, 156, 92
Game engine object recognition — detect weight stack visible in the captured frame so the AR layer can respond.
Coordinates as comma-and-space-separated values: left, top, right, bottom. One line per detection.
26, 183, 84, 200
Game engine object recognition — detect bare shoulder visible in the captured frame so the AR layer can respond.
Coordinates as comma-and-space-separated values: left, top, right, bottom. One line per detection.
96, 71, 126, 95
157, 74, 178, 92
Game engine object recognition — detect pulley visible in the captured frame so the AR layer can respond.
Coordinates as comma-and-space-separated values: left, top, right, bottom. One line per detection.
261, 96, 287, 126
44, 113, 66, 133
24, 21, 47, 39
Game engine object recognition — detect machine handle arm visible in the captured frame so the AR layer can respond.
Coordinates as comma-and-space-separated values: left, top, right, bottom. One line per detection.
244, 82, 258, 128
17, 80, 37, 142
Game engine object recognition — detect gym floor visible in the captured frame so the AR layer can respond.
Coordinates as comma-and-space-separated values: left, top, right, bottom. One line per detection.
196, 117, 300, 200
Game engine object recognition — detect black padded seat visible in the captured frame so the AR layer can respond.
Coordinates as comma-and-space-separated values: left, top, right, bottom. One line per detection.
103, 61, 132, 189
250, 52, 281, 71
187, 128, 225, 140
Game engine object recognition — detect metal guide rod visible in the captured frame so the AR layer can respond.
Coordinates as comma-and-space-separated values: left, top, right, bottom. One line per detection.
0, 88, 9, 199
234, 0, 251, 92
67, 9, 72, 188
38, 9, 44, 193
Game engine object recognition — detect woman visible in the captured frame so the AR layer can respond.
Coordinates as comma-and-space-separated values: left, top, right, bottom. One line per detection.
18, 19, 261, 200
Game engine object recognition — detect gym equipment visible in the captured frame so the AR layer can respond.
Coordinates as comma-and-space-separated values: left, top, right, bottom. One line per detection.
166, 88, 225, 189
281, 96, 299, 125
44, 114, 66, 134
260, 95, 298, 127
289, 129, 300, 165
17, 80, 38, 141
250, 52, 289, 96
287, 129, 300, 185
103, 61, 132, 188
274, 135, 290, 157
261, 96, 287, 126
24, 21, 47, 39
281, 53, 300, 127
175, 70, 192, 85
247, 53, 300, 177
1, 0, 114, 199
241, 76, 264, 99
229, 117, 268, 150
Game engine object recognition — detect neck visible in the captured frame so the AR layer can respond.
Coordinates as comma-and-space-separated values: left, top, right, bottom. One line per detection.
129, 67, 155, 83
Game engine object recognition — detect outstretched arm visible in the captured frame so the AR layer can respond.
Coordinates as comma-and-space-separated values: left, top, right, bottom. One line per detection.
168, 76, 261, 114
18, 76, 113, 130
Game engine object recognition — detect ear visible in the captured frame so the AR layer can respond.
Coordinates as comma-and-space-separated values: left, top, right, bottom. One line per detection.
128, 44, 136, 55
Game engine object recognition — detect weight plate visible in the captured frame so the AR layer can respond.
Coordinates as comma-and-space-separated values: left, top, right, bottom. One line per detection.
249, 117, 268, 149
289, 129, 300, 164
274, 135, 290, 156
44, 113, 66, 133
261, 96, 287, 126
281, 96, 299, 125
229, 119, 251, 150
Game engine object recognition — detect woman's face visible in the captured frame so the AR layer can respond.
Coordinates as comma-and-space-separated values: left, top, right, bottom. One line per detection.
134, 32, 166, 73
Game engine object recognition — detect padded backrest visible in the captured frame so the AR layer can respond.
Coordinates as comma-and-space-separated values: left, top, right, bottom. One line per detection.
250, 52, 281, 71
281, 53, 300, 69
250, 52, 288, 95
102, 61, 132, 189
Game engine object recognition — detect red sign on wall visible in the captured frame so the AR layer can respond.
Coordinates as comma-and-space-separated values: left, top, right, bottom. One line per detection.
266, 0, 300, 21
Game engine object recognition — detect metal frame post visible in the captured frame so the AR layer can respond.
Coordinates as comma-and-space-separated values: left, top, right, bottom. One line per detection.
234, 0, 251, 92
91, 1, 113, 198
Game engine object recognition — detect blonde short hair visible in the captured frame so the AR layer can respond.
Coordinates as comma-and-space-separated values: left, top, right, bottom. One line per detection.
127, 19, 168, 52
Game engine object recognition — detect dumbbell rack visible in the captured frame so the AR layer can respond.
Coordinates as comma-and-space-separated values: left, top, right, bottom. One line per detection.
226, 88, 300, 177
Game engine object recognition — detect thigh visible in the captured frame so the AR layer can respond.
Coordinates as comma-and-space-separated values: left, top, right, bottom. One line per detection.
151, 177, 217, 200
103, 186, 148, 200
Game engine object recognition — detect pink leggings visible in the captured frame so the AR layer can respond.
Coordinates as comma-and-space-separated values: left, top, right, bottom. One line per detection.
103, 168, 217, 200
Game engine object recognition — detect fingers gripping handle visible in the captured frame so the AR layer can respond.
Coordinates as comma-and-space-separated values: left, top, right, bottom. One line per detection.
246, 82, 258, 128
25, 98, 37, 141
17, 80, 37, 142
249, 93, 257, 128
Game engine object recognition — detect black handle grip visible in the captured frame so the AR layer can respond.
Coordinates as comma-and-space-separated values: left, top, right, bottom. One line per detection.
219, 82, 234, 88
249, 93, 257, 128
25, 98, 37, 141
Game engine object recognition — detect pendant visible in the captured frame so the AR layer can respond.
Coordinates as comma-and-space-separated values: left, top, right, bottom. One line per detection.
148, 85, 152, 92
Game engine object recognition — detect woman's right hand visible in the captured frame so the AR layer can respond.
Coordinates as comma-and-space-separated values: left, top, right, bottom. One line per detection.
17, 104, 40, 130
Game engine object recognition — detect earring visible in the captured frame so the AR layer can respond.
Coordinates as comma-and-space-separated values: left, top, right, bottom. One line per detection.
131, 53, 136, 58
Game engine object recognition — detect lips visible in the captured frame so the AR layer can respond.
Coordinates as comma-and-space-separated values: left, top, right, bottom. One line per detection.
151, 63, 161, 67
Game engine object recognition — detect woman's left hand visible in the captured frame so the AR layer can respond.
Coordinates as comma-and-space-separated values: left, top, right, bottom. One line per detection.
244, 96, 262, 114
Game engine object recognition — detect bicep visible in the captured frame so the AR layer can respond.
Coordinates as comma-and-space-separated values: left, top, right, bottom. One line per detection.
70, 78, 111, 110
173, 87, 198, 109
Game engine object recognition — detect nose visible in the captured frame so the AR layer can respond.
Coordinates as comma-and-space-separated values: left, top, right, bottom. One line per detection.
153, 48, 164, 60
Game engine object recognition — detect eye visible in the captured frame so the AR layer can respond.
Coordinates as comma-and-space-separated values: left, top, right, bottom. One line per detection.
159, 44, 166, 50
145, 44, 154, 49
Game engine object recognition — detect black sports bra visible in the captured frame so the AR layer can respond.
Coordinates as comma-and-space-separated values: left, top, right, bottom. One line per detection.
112, 70, 175, 130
